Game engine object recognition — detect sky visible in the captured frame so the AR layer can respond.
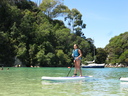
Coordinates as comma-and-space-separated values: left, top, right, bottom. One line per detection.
31, 0, 128, 48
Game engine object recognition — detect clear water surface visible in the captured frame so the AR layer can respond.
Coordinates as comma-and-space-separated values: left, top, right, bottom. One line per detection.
0, 67, 128, 96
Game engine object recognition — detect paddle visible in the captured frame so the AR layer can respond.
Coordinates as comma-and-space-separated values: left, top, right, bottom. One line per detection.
66, 64, 73, 77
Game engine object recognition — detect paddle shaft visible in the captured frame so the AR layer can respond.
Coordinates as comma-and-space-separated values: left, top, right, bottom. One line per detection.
67, 64, 73, 77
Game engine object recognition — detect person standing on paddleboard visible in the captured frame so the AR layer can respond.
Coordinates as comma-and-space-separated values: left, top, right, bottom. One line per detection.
72, 44, 82, 77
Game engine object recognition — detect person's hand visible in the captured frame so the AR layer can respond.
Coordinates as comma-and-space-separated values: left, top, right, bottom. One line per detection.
75, 57, 79, 60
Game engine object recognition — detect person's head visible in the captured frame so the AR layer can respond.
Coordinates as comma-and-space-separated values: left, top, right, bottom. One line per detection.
73, 44, 78, 49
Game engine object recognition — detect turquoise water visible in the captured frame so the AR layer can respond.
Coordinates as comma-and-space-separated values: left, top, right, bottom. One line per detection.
0, 67, 128, 96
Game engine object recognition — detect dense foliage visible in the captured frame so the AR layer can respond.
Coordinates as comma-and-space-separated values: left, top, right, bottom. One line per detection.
0, 0, 95, 67
0, 0, 127, 67
105, 32, 128, 66
95, 48, 107, 64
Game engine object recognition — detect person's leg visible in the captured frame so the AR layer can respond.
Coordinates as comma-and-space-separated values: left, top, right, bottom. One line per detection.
78, 60, 82, 76
72, 60, 77, 77
75, 59, 82, 76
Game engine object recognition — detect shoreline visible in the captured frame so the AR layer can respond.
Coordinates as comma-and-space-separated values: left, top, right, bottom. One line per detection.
105, 64, 128, 68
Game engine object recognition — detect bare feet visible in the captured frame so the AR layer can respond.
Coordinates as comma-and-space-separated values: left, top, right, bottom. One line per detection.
79, 75, 82, 77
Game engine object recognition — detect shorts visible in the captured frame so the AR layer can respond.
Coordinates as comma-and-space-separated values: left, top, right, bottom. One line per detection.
74, 57, 81, 60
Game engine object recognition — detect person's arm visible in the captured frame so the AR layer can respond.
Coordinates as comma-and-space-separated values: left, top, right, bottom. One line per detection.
78, 49, 82, 58
72, 50, 74, 57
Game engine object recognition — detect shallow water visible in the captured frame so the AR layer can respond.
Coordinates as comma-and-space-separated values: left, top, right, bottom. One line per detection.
0, 67, 128, 96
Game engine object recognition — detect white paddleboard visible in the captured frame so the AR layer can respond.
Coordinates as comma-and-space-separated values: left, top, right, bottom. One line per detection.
41, 76, 92, 81
120, 77, 128, 82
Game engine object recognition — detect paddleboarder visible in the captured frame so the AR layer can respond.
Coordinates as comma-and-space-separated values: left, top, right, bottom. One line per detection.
72, 44, 82, 77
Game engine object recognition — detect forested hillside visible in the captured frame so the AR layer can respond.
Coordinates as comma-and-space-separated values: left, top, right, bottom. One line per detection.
0, 0, 95, 67
105, 32, 128, 66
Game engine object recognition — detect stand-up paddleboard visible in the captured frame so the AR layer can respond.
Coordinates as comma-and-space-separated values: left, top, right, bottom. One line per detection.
120, 77, 128, 82
41, 76, 92, 81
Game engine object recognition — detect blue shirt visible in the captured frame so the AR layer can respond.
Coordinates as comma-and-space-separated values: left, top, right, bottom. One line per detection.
72, 49, 79, 57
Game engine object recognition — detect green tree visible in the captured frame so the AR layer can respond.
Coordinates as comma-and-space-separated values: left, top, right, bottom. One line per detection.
56, 49, 70, 66
39, 0, 69, 18
0, 2, 21, 66
95, 48, 107, 64
36, 48, 45, 66
65, 8, 86, 36
0, 31, 16, 66
0, 0, 95, 67
105, 32, 128, 65
0, 2, 21, 32
119, 50, 128, 66
16, 9, 37, 66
